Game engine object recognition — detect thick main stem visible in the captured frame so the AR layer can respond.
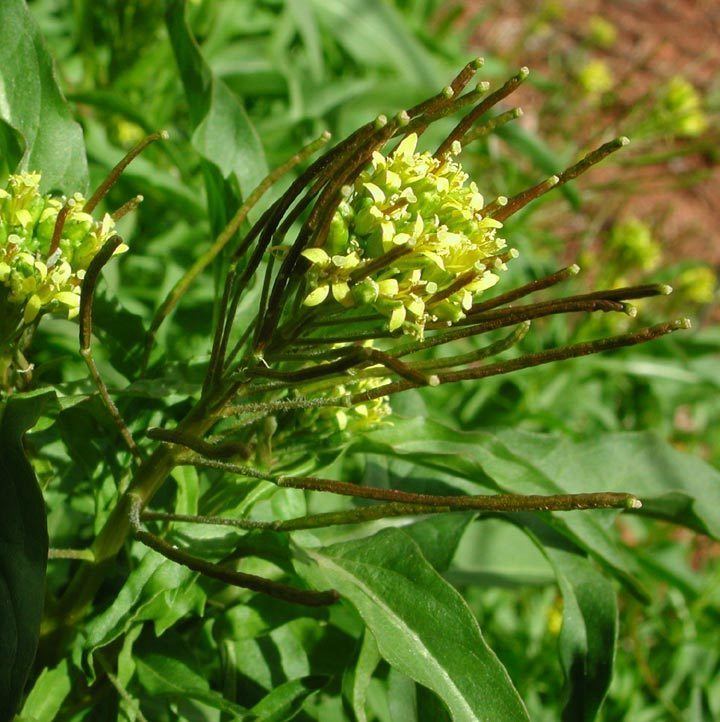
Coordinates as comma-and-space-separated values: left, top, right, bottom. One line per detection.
48, 407, 213, 632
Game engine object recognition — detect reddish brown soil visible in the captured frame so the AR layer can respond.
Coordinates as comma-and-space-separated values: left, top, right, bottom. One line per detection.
464, 0, 720, 266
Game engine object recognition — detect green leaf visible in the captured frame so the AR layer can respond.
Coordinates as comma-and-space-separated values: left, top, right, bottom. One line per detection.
493, 429, 720, 539
388, 668, 418, 721
356, 418, 648, 600
402, 512, 474, 572
0, 389, 54, 722
18, 659, 71, 722
83, 547, 200, 662
298, 527, 529, 722
166, 0, 267, 200
342, 631, 381, 722
135, 652, 248, 715
0, 0, 88, 192
310, 0, 442, 86
522, 520, 617, 722
247, 675, 329, 721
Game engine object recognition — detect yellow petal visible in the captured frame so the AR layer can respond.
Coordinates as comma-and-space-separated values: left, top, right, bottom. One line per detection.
332, 282, 351, 304
406, 297, 425, 316
23, 294, 42, 323
335, 410, 348, 430
394, 133, 418, 158
54, 291, 81, 307
381, 221, 395, 247
388, 304, 406, 331
475, 272, 500, 292
478, 217, 503, 229
385, 170, 401, 190
303, 284, 330, 307
301, 248, 330, 265
15, 209, 33, 228
377, 279, 399, 297
363, 182, 386, 204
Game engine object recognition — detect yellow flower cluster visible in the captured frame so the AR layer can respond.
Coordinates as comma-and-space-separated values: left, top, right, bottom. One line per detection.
0, 173, 123, 325
577, 59, 614, 97
607, 218, 661, 273
300, 376, 392, 437
301, 133, 514, 337
655, 76, 708, 138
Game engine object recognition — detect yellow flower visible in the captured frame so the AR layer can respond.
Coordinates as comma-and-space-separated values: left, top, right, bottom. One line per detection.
577, 60, 614, 96
301, 133, 515, 336
0, 172, 122, 327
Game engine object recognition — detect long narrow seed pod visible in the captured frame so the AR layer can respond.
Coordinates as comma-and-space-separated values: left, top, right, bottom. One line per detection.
146, 132, 331, 365
142, 484, 641, 535
211, 118, 390, 380
79, 235, 142, 461
111, 194, 144, 221
207, 123, 380, 383
492, 175, 559, 220
435, 67, 530, 158
48, 200, 74, 257
350, 320, 690, 404
404, 58, 484, 137
401, 297, 625, 356
408, 322, 531, 371
128, 497, 337, 606
494, 137, 630, 221
221, 394, 353, 418
464, 297, 625, 325
462, 107, 523, 147
85, 131, 169, 213
360, 347, 437, 386
276, 476, 641, 512
244, 350, 364, 383
469, 265, 581, 313
146, 427, 250, 459
465, 282, 671, 321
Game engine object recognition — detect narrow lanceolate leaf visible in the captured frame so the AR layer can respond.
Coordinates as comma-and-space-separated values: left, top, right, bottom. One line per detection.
521, 520, 617, 722
247, 675, 329, 721
343, 631, 381, 722
298, 528, 529, 722
18, 659, 72, 722
0, 389, 55, 721
0, 0, 88, 193
165, 0, 267, 199
135, 653, 248, 715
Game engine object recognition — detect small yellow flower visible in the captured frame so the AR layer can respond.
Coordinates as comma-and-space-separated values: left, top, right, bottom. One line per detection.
301, 133, 515, 336
577, 60, 614, 96
0, 172, 123, 326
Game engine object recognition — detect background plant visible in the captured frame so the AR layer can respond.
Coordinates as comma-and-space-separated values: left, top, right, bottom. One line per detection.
1, 1, 719, 721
